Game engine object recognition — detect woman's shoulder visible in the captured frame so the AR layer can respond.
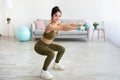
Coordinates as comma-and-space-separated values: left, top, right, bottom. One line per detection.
45, 24, 54, 31
47, 23, 53, 27
46, 23, 63, 29
45, 24, 51, 30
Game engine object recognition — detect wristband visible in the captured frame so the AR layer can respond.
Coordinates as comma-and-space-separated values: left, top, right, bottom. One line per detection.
77, 26, 82, 31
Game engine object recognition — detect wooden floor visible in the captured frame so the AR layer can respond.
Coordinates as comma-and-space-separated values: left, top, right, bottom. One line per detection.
0, 37, 120, 80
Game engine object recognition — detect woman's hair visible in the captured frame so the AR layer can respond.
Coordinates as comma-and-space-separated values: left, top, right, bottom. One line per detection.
51, 6, 62, 17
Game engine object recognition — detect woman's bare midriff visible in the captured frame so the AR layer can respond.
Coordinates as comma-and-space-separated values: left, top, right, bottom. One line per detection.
40, 37, 53, 44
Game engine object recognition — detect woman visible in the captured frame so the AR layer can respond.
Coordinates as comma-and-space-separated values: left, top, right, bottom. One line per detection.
34, 6, 85, 79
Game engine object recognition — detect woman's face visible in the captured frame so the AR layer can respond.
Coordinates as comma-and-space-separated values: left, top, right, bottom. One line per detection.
52, 11, 61, 23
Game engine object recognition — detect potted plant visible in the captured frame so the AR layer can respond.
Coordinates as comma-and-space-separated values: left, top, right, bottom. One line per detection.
7, 18, 11, 24
93, 22, 99, 30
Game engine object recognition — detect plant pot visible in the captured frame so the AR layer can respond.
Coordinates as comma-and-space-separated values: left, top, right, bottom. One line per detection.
7, 21, 10, 24
94, 26, 97, 30
7, 18, 11, 24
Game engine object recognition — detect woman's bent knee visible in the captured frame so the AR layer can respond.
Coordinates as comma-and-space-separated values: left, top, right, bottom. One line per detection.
60, 46, 65, 53
47, 50, 55, 59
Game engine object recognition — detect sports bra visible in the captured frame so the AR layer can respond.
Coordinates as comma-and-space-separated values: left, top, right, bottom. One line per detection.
43, 31, 58, 40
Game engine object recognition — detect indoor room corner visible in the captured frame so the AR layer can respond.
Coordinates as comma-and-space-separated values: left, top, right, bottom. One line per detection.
0, 0, 120, 80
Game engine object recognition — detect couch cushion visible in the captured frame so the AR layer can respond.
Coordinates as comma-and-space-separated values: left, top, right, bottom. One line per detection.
33, 30, 44, 34
60, 30, 87, 35
34, 21, 45, 30
36, 19, 50, 26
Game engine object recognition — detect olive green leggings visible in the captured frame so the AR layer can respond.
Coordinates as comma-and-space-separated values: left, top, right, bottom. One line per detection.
34, 40, 65, 71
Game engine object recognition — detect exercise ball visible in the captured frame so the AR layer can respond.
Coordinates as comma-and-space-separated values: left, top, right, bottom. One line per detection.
16, 26, 31, 42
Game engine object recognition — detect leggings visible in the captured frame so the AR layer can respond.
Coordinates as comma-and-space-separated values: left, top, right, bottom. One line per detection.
34, 40, 65, 71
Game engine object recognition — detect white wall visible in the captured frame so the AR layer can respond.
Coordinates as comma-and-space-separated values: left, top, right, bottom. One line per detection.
58, 0, 104, 21
103, 0, 120, 47
0, 0, 104, 36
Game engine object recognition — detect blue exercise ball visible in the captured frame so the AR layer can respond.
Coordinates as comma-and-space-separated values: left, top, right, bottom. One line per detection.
16, 26, 31, 42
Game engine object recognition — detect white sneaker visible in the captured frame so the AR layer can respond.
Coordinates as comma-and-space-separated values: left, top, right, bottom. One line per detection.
40, 70, 53, 80
53, 63, 64, 70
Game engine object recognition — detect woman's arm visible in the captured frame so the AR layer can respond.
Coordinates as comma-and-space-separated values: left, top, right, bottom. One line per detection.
61, 23, 86, 31
46, 23, 84, 31
60, 23, 85, 27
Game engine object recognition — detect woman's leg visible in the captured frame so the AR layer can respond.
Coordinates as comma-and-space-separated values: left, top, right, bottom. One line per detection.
34, 41, 54, 79
42, 49, 55, 70
34, 45, 55, 71
48, 43, 65, 63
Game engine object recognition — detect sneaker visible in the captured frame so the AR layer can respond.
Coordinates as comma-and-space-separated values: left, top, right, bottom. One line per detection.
53, 63, 64, 70
40, 70, 53, 80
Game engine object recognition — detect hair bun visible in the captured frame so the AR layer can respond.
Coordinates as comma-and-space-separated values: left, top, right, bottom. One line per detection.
53, 6, 59, 10
54, 6, 59, 8
51, 6, 62, 17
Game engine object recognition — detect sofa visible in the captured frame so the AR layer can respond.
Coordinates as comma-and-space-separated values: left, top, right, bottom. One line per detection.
31, 19, 90, 41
